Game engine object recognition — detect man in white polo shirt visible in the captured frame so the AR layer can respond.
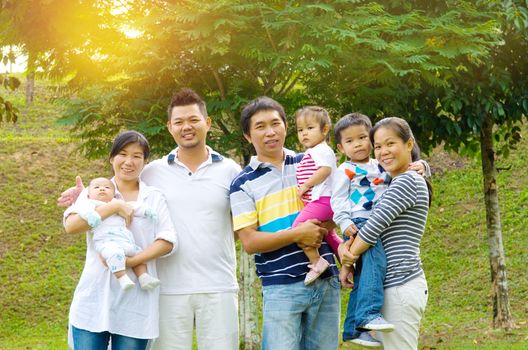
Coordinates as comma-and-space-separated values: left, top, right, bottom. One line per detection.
141, 88, 241, 350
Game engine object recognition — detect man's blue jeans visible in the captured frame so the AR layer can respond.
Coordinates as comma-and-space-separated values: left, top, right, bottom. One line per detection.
261, 276, 341, 350
342, 218, 387, 341
71, 325, 148, 350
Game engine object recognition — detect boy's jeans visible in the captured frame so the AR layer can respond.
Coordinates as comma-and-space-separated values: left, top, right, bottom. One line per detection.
261, 276, 340, 350
342, 218, 387, 341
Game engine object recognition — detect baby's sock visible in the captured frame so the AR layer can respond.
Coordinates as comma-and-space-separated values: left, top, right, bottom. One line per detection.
139, 273, 160, 290
118, 274, 135, 291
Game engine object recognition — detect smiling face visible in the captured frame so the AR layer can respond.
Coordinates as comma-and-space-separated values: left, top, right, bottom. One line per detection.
88, 178, 115, 203
296, 115, 329, 149
373, 126, 413, 177
244, 109, 286, 164
167, 104, 211, 150
110, 142, 146, 183
337, 124, 372, 164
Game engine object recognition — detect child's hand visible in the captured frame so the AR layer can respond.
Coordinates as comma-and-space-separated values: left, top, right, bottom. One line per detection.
344, 224, 358, 237
98, 253, 108, 267
408, 161, 425, 175
339, 264, 355, 289
111, 199, 134, 226
298, 184, 310, 200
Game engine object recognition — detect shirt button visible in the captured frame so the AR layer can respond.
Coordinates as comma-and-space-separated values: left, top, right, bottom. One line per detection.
188, 172, 192, 176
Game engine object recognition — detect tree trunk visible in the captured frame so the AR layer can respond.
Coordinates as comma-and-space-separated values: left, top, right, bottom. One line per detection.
479, 114, 515, 329
25, 50, 35, 105
238, 248, 261, 349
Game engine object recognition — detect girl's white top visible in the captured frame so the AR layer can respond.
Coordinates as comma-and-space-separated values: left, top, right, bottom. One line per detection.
63, 179, 177, 346
297, 142, 337, 201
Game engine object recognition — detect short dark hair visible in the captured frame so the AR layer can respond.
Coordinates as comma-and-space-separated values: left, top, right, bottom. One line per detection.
167, 88, 207, 120
109, 130, 150, 160
240, 96, 287, 135
334, 112, 372, 144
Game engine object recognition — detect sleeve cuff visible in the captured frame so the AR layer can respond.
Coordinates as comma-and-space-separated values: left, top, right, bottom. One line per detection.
155, 231, 178, 257
78, 210, 102, 229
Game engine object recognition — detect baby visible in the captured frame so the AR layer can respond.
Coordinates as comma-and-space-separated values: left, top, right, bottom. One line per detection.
81, 177, 160, 291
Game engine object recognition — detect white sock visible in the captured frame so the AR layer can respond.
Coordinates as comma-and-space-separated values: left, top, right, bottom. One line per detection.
118, 274, 135, 291
138, 273, 160, 290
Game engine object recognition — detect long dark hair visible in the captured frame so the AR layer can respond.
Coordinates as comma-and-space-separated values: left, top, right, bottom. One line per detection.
370, 117, 433, 207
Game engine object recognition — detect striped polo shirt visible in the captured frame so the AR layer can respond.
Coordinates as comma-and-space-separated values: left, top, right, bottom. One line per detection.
359, 170, 429, 289
230, 149, 338, 286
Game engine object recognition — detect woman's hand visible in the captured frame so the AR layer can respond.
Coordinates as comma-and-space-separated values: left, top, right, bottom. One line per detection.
338, 240, 359, 267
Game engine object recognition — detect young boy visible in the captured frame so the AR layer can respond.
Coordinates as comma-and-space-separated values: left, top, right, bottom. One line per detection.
333, 113, 430, 347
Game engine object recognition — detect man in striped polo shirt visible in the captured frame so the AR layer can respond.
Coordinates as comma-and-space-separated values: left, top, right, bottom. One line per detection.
230, 97, 341, 350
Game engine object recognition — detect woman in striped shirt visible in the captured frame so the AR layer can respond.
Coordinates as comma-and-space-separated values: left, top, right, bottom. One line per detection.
339, 117, 432, 350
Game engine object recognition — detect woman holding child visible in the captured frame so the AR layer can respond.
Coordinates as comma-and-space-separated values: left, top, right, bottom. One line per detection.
62, 131, 177, 349
339, 117, 431, 350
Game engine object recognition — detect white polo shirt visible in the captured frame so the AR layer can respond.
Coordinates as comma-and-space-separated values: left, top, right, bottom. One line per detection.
141, 146, 241, 294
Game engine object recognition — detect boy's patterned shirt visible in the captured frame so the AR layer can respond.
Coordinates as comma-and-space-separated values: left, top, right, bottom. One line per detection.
331, 158, 391, 233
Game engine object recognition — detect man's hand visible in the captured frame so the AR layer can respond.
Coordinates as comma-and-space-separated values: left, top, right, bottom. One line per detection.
57, 176, 84, 207
343, 224, 358, 237
294, 219, 326, 248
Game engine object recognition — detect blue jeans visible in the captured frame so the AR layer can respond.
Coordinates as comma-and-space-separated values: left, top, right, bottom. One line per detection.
72, 325, 148, 350
261, 276, 340, 350
343, 218, 387, 341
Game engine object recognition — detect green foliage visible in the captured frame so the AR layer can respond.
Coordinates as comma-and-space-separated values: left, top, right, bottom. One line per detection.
0, 51, 21, 124
51, 0, 500, 160
397, 1, 528, 157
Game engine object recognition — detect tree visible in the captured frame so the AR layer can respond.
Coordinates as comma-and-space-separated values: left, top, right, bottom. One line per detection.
0, 0, 114, 105
56, 1, 503, 344
410, 1, 527, 329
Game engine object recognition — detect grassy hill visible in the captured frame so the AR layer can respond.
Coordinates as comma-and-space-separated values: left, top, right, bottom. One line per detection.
1, 82, 527, 349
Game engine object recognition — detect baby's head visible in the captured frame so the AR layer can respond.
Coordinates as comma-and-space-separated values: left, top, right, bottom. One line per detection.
295, 106, 332, 149
334, 113, 373, 163
87, 177, 115, 203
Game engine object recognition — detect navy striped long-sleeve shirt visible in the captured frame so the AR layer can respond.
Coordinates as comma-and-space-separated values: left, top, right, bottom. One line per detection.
358, 170, 429, 289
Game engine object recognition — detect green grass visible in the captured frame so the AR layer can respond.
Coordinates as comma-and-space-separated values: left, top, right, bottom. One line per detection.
1, 81, 527, 349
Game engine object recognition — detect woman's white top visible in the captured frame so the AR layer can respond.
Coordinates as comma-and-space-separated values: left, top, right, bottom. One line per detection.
63, 180, 177, 345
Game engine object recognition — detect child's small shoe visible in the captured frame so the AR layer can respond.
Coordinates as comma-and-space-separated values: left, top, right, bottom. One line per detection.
362, 316, 395, 332
348, 332, 382, 347
118, 274, 135, 291
304, 257, 330, 285
139, 273, 160, 290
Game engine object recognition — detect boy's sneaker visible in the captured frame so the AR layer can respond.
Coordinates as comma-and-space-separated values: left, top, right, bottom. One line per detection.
362, 316, 395, 332
348, 332, 382, 348
304, 257, 330, 285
